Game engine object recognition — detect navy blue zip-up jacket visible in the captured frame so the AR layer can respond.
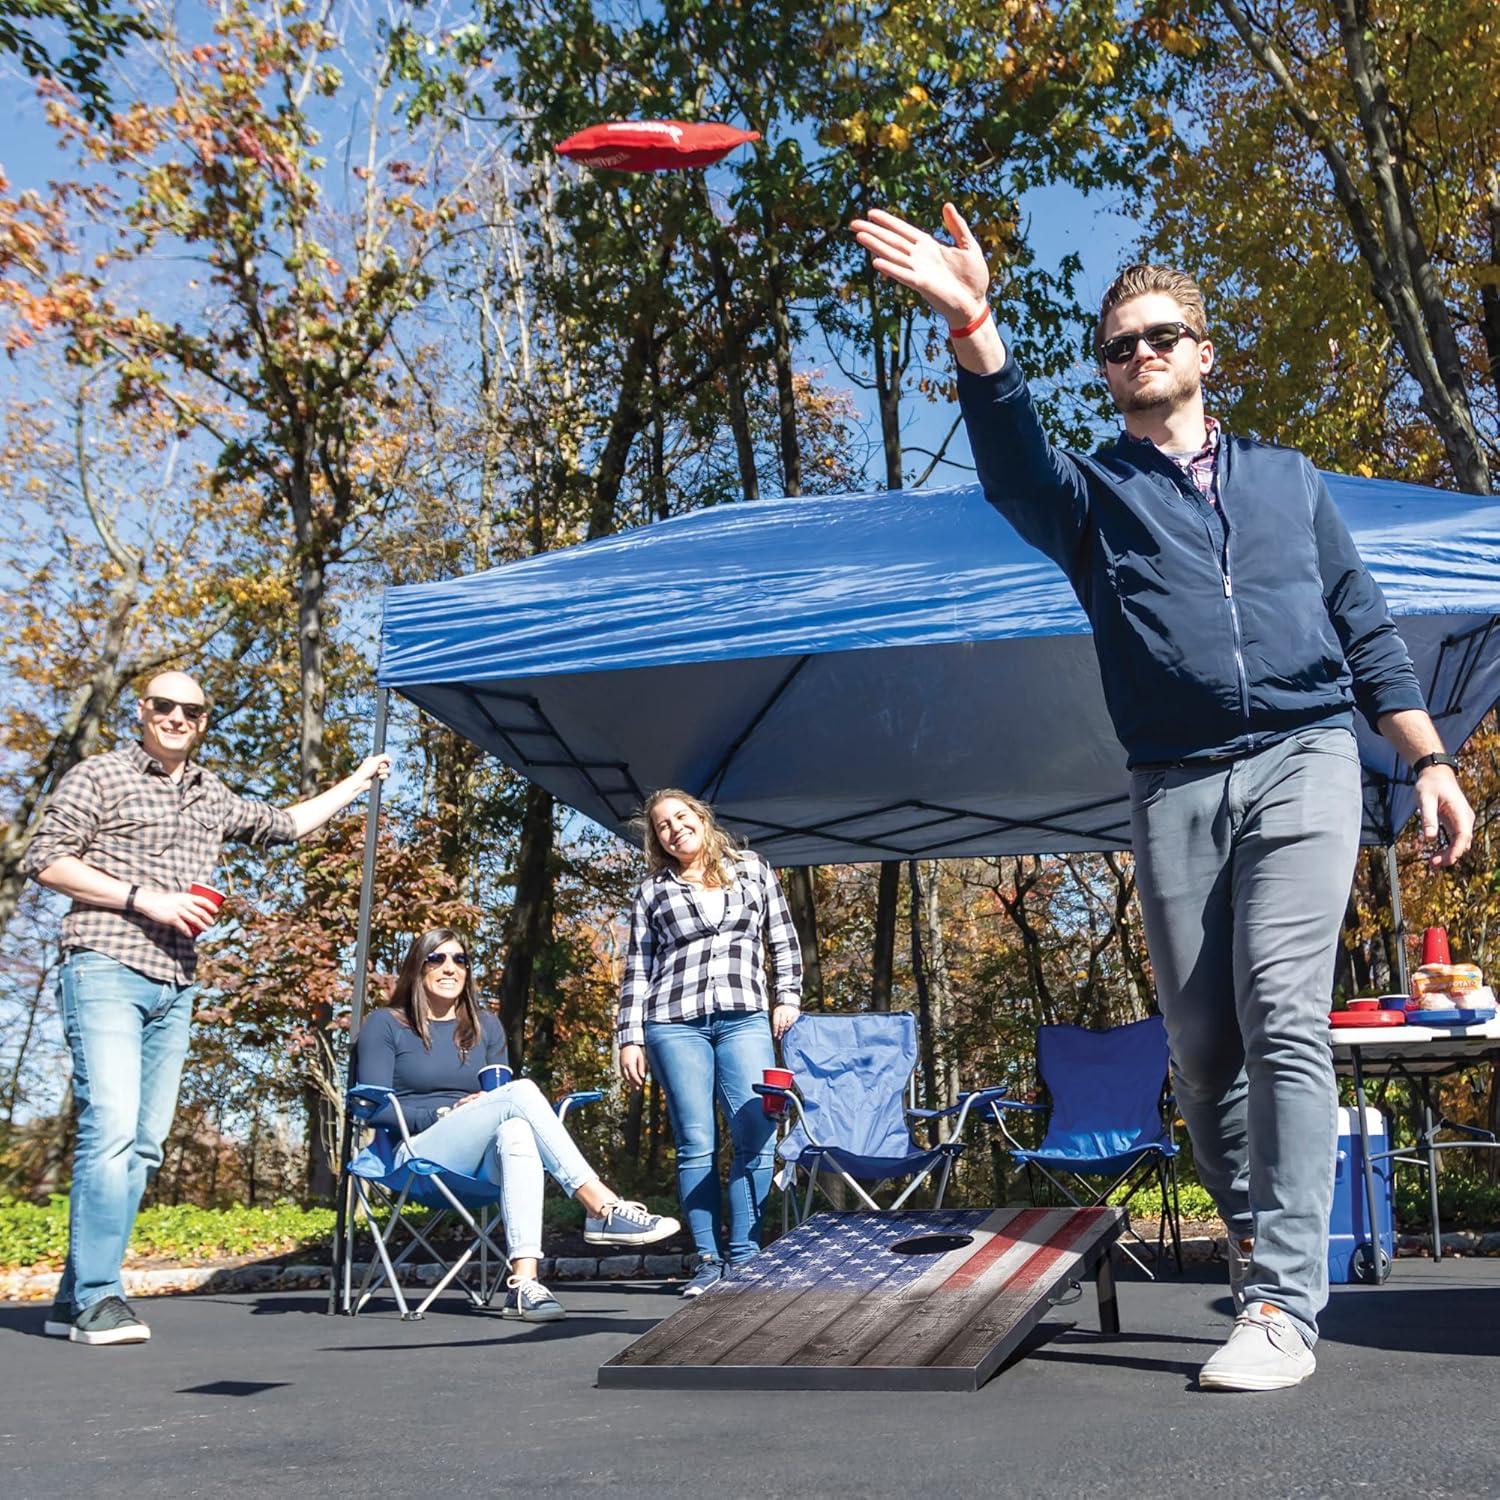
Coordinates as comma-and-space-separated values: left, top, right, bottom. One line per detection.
957, 357, 1426, 767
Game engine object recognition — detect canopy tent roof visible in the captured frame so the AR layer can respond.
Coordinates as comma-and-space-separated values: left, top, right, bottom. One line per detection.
378, 477, 1500, 864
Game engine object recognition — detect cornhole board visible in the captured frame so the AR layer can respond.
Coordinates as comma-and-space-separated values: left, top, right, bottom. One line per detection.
598, 1205, 1125, 1393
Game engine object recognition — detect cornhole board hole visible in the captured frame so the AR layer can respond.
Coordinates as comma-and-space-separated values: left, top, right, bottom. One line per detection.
599, 1206, 1125, 1393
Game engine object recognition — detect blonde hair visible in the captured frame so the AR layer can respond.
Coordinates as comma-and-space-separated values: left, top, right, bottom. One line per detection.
637, 789, 741, 888
1096, 263, 1207, 356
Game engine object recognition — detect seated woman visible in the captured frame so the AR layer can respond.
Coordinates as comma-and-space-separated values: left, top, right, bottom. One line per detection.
354, 926, 678, 1321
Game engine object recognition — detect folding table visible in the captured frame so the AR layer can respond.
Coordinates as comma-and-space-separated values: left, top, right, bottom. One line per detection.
1330, 1017, 1500, 1283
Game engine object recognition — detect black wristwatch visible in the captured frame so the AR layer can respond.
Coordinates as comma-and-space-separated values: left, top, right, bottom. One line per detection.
1411, 751, 1458, 777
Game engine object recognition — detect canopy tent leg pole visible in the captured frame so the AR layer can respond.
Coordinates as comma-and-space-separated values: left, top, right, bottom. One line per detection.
1385, 842, 1409, 995
329, 688, 389, 1315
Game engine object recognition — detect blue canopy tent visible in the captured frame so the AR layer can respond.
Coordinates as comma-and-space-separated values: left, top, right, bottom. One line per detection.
330, 473, 1498, 1309
373, 477, 1500, 858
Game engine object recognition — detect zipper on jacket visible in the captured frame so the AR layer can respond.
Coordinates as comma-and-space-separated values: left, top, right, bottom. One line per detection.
1173, 454, 1252, 726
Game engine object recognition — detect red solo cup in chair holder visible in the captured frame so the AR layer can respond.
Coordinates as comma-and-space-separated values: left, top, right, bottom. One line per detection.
758, 1067, 795, 1116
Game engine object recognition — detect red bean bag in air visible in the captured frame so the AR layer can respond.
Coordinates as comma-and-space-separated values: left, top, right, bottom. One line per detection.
554, 120, 760, 172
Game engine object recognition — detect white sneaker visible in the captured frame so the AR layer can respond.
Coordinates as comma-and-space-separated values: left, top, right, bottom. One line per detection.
1226, 1234, 1254, 1312
1199, 1302, 1316, 1391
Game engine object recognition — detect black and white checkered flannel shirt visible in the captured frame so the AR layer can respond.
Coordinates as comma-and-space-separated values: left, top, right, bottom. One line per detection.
616, 849, 803, 1048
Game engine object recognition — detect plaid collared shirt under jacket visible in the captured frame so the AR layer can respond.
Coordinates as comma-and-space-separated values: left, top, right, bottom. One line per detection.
24, 742, 297, 984
616, 849, 803, 1048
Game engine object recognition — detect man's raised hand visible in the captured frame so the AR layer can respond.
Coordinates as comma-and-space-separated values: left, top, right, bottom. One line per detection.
850, 204, 990, 327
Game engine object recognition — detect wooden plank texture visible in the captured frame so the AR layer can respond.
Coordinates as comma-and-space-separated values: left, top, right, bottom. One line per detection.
598, 1207, 1124, 1393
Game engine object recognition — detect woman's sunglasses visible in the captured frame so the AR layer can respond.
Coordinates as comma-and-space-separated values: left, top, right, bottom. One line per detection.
1099, 321, 1203, 366
424, 950, 469, 969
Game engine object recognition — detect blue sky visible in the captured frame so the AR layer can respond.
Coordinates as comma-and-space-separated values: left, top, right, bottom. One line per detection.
2, 48, 1143, 499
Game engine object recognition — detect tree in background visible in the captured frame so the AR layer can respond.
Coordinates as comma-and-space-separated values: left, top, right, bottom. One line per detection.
0, 0, 149, 122
1150, 0, 1496, 491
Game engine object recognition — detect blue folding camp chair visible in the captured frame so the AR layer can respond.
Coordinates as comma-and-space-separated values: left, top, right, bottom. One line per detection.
333, 1083, 602, 1318
754, 1012, 1003, 1224
985, 1015, 1182, 1278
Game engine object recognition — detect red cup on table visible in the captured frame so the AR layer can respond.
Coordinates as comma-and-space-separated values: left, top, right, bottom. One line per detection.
1421, 927, 1451, 966
761, 1066, 794, 1116
186, 882, 226, 932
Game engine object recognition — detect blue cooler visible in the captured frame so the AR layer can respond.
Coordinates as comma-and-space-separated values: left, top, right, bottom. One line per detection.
1328, 1105, 1394, 1283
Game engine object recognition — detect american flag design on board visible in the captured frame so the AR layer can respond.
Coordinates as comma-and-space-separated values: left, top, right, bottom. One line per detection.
600, 1206, 1123, 1392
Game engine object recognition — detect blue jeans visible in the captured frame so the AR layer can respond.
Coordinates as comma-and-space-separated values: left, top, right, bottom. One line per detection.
399, 1079, 597, 1262
646, 1010, 777, 1266
1131, 725, 1362, 1346
57, 951, 197, 1312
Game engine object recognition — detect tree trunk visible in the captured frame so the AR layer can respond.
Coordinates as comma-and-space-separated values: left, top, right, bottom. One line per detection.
0, 591, 140, 933
707, 237, 759, 504
766, 236, 801, 497
1482, 168, 1500, 417
908, 860, 940, 1141
498, 783, 557, 1066
781, 866, 823, 1006
871, 860, 900, 1011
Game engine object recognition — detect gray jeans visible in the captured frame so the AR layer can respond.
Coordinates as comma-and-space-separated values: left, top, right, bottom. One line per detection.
1130, 725, 1362, 1345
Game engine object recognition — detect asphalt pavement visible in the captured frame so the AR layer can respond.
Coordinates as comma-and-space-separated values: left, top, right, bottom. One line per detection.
3, 1258, 1498, 1498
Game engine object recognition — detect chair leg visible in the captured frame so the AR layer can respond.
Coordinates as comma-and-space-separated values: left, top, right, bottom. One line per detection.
357, 1186, 414, 1318
1166, 1156, 1184, 1273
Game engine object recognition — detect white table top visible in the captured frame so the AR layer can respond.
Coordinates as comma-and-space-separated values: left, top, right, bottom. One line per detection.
1330, 1016, 1500, 1048
1330, 1016, 1500, 1074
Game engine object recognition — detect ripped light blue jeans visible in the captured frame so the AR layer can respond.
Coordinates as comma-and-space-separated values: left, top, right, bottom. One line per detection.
397, 1078, 597, 1261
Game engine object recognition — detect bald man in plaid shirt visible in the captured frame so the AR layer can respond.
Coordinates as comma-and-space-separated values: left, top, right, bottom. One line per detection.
26, 671, 389, 1345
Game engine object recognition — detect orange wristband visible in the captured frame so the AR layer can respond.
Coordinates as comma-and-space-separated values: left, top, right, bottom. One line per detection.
948, 305, 990, 340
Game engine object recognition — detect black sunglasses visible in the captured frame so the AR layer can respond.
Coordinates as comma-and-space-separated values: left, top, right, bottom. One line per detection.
143, 694, 209, 723
424, 950, 469, 969
1099, 320, 1203, 365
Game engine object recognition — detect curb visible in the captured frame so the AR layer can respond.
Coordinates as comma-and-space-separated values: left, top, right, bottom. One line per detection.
1, 1254, 697, 1303
8, 1231, 1498, 1303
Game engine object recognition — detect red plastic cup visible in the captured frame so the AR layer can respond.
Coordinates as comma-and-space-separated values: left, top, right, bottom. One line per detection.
186, 882, 226, 934
762, 1066, 794, 1116
189, 882, 226, 912
1421, 927, 1451, 966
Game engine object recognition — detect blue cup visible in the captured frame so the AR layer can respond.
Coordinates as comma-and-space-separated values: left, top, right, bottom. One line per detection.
478, 1064, 513, 1092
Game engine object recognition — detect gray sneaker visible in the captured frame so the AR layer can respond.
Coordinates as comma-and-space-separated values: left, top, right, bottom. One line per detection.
1226, 1234, 1254, 1312
501, 1276, 565, 1322
1199, 1302, 1315, 1391
679, 1259, 723, 1298
42, 1299, 73, 1338
70, 1296, 151, 1346
583, 1200, 681, 1246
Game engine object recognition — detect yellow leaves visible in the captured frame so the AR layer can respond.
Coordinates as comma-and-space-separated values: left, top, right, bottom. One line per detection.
876, 122, 913, 152
1159, 25, 1204, 58
1086, 37, 1122, 84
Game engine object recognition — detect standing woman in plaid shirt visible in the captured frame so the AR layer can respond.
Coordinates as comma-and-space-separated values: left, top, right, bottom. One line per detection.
617, 790, 802, 1297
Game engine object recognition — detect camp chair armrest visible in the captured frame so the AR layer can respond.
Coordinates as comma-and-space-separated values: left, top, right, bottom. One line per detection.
555, 1089, 604, 1122
347, 1084, 414, 1146
923, 1089, 1040, 1138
